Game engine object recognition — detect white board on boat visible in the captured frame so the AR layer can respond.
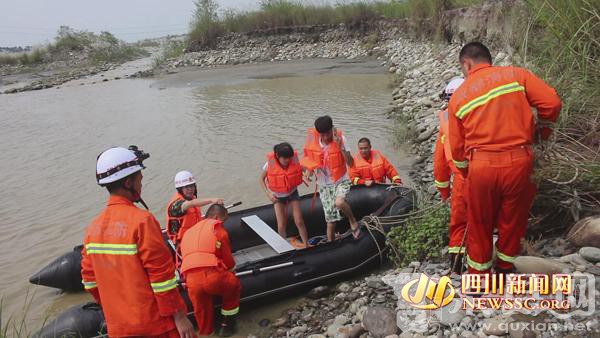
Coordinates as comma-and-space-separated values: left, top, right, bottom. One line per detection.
242, 215, 295, 254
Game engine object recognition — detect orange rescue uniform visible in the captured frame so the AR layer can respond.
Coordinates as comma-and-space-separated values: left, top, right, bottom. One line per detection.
448, 63, 561, 273
433, 109, 467, 256
301, 128, 347, 181
181, 218, 241, 335
349, 149, 401, 185
266, 150, 304, 194
81, 195, 186, 337
166, 192, 203, 244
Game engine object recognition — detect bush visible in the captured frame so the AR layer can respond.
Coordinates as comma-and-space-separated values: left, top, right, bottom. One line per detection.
520, 0, 600, 228
152, 39, 186, 69
387, 191, 450, 266
186, 0, 485, 50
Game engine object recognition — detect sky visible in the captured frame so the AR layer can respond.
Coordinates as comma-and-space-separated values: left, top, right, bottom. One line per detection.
0, 0, 340, 47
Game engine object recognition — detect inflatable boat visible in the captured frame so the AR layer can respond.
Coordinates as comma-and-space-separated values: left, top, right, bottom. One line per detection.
34, 184, 413, 338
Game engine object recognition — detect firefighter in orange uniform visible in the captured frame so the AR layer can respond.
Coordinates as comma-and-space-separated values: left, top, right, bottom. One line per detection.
433, 77, 467, 274
81, 146, 196, 338
181, 204, 241, 337
349, 137, 402, 186
447, 42, 562, 274
166, 170, 224, 245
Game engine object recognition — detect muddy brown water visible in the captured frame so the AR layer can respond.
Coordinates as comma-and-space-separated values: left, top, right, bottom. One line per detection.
0, 57, 412, 335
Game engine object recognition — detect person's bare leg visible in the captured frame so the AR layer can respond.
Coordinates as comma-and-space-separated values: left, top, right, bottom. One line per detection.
335, 197, 359, 236
327, 222, 336, 242
273, 202, 288, 239
291, 200, 309, 248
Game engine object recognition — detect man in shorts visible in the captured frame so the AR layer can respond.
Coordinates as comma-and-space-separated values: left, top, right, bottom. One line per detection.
302, 115, 361, 241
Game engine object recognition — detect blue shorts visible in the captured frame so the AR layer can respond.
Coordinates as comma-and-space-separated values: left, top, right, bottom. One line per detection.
275, 190, 300, 203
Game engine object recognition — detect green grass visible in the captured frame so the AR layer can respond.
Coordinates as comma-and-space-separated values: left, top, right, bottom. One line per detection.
187, 0, 485, 50
0, 27, 148, 67
387, 190, 450, 266
519, 0, 600, 226
152, 39, 186, 69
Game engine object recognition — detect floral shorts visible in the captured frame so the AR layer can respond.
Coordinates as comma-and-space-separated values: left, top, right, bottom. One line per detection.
319, 179, 351, 223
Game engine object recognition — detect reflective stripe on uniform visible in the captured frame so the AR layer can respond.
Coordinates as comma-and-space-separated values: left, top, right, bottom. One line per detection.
216, 241, 222, 249
353, 177, 360, 185
496, 249, 516, 263
456, 82, 525, 119
441, 134, 446, 144
392, 176, 401, 182
466, 255, 493, 271
435, 180, 450, 188
85, 243, 138, 255
448, 246, 466, 254
453, 159, 468, 169
151, 276, 178, 293
82, 280, 97, 289
221, 307, 239, 316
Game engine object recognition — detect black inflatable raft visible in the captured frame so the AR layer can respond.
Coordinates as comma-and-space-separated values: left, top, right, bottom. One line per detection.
34, 184, 413, 338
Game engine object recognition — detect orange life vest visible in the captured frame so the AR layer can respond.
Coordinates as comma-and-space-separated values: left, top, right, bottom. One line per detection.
301, 128, 347, 182
266, 150, 303, 194
438, 109, 459, 173
352, 150, 387, 183
180, 218, 223, 273
166, 192, 202, 243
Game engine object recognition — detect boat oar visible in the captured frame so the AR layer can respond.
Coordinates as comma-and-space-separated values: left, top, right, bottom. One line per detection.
235, 260, 302, 277
225, 201, 242, 209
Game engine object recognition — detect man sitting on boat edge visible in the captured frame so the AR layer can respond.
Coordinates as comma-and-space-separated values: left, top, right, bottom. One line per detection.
349, 137, 403, 187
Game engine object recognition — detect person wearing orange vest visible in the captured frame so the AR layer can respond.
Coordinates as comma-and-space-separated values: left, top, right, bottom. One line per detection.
434, 77, 467, 274
259, 142, 309, 248
166, 170, 224, 245
181, 204, 241, 337
301, 115, 360, 241
81, 146, 196, 338
447, 42, 562, 274
349, 137, 402, 186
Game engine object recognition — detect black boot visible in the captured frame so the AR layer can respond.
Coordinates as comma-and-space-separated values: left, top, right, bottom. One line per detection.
449, 253, 466, 274
217, 314, 237, 337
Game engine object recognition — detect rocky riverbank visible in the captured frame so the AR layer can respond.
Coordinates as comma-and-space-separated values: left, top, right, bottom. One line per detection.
264, 219, 600, 338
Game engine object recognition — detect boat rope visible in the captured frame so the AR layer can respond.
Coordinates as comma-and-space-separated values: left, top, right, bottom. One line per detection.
361, 215, 386, 264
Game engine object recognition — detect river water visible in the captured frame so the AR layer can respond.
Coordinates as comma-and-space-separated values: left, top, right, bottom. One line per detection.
0, 58, 411, 335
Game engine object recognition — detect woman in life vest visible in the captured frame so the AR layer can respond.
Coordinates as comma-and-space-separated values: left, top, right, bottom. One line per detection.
259, 142, 309, 248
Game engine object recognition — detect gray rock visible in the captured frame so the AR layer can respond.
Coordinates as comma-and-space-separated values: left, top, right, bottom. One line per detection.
272, 316, 287, 327
482, 317, 510, 336
416, 128, 435, 143
362, 306, 398, 338
308, 285, 331, 299
566, 216, 600, 248
508, 322, 537, 338
307, 335, 327, 338
514, 256, 570, 274
338, 282, 353, 293
366, 276, 384, 289
327, 314, 351, 337
433, 299, 466, 326
289, 324, 308, 336
579, 247, 600, 263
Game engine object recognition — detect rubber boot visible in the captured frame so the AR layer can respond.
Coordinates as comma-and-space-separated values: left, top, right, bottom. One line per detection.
217, 314, 237, 337
449, 253, 466, 275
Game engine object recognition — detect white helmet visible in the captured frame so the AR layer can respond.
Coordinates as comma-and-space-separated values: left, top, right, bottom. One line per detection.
441, 76, 465, 100
96, 146, 147, 185
174, 170, 196, 188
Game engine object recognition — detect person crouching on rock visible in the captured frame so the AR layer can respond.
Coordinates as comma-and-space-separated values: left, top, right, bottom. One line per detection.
260, 142, 309, 248
301, 115, 361, 241
180, 204, 241, 337
349, 137, 403, 187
